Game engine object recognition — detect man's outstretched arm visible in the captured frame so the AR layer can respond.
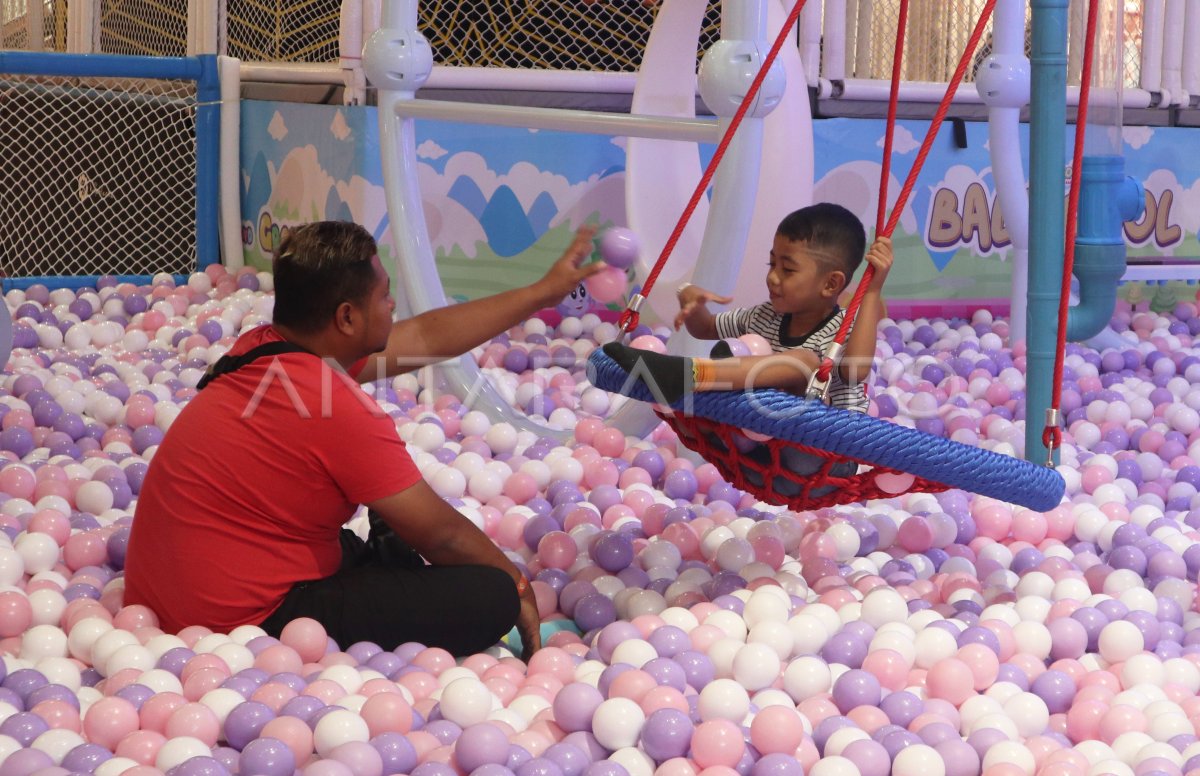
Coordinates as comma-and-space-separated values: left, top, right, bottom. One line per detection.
357, 227, 601, 382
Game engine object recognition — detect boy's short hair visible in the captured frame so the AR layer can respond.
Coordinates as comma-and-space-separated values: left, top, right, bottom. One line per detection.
272, 221, 379, 334
776, 203, 867, 277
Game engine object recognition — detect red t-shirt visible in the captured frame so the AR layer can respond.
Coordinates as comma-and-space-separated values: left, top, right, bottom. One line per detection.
124, 325, 421, 633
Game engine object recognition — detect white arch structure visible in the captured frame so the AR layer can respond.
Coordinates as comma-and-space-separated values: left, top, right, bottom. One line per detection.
364, 0, 811, 439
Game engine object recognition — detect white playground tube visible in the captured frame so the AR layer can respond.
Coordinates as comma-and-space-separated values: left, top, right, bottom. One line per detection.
366, 0, 796, 441
980, 0, 1032, 345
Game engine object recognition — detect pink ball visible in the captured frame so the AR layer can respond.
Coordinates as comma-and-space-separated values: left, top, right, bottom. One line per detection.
165, 702, 220, 746
585, 266, 628, 305
0, 465, 35, 499
360, 691, 414, 736
592, 428, 626, 458
115, 730, 166, 766
739, 334, 773, 356
629, 334, 667, 354
261, 716, 316, 764
84, 697, 140, 750
926, 658, 975, 706
691, 719, 746, 769
537, 531, 578, 570
280, 617, 329, 663
749, 706, 804, 755
0, 592, 30, 638
503, 472, 539, 504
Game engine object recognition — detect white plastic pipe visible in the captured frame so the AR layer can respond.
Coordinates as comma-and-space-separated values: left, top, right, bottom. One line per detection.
822, 0, 847, 82
1141, 0, 1165, 95
27, 0, 44, 52
1185, 0, 1200, 103
825, 78, 1154, 107
988, 0, 1030, 344
425, 66, 639, 92
797, 0, 822, 86
854, 0, 874, 78
1162, 0, 1186, 103
238, 62, 346, 84
188, 0, 219, 56
217, 56, 245, 270
67, 0, 95, 53
392, 99, 720, 142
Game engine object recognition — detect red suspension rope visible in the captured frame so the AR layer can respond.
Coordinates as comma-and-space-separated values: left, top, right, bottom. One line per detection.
617, 0, 811, 334
813, 0, 998, 387
1043, 0, 1100, 453
875, 0, 910, 236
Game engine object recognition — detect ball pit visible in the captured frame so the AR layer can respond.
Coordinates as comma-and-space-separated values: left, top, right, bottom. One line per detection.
3, 272, 1200, 775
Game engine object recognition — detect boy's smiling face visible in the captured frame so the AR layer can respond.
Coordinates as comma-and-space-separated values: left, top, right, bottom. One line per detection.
765, 235, 846, 317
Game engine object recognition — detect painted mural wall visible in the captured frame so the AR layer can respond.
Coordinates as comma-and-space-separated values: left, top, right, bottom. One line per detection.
239, 101, 1197, 317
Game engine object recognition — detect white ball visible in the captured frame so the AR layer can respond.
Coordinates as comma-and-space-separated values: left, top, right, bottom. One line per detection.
155, 736, 213, 771
892, 743, 946, 776
697, 678, 751, 723
1099, 620, 1145, 663
732, 642, 781, 691
20, 624, 68, 661
313, 708, 371, 756
783, 655, 832, 701
591, 697, 645, 750
438, 677, 494, 727
31, 727, 85, 763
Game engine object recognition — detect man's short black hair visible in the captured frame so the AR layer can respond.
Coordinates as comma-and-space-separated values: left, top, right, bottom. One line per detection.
776, 203, 868, 277
272, 221, 379, 334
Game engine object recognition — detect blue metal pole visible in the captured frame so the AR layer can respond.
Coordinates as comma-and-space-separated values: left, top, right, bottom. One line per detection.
1024, 0, 1069, 465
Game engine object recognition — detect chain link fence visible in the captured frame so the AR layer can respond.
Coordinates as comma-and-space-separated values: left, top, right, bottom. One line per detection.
0, 74, 201, 278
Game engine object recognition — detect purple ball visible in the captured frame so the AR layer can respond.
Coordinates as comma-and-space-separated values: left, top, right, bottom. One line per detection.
831, 669, 882, 713
543, 743, 590, 776
551, 682, 604, 733
373, 732, 418, 775
223, 701, 275, 750
662, 469, 698, 500
237, 738, 295, 776
639, 708, 694, 762
455, 722, 512, 772
589, 532, 634, 572
503, 348, 530, 373
167, 756, 231, 776
674, 650, 715, 691
752, 754, 804, 776
61, 742, 113, 772
598, 228, 640, 270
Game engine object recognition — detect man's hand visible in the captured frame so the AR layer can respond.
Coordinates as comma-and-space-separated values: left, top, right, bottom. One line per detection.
533, 226, 605, 307
515, 585, 541, 661
674, 284, 733, 331
865, 236, 893, 293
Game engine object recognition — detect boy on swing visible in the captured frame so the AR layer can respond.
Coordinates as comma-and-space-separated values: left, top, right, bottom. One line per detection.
603, 202, 892, 408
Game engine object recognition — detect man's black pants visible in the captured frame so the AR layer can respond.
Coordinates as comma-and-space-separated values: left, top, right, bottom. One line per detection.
259, 515, 520, 656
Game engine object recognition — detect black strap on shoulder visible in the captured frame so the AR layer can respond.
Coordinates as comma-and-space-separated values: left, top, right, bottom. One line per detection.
197, 341, 313, 390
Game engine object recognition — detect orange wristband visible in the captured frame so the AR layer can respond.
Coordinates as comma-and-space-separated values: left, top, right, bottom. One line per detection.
517, 576, 529, 595
693, 359, 718, 390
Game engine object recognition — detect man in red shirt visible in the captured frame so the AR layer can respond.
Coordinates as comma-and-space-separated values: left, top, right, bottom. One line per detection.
124, 221, 601, 658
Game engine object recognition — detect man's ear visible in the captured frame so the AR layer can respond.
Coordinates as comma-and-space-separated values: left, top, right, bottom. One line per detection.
334, 300, 357, 334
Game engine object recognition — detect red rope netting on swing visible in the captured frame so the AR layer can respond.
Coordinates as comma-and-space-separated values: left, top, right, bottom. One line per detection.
616, 0, 1003, 509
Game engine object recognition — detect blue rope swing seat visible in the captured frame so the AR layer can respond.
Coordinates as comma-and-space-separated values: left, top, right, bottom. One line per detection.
589, 350, 1066, 512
